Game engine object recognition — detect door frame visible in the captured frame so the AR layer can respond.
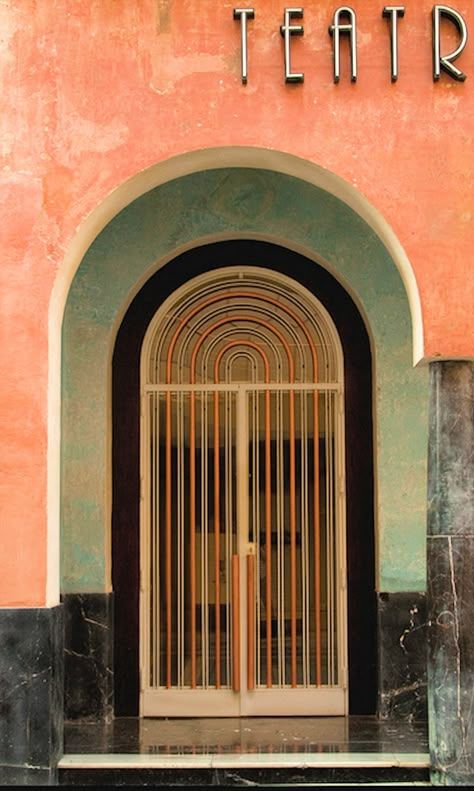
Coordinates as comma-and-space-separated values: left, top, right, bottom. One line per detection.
112, 240, 376, 716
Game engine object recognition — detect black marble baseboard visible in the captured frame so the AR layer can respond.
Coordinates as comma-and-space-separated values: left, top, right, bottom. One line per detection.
59, 765, 430, 786
0, 605, 63, 785
0, 765, 57, 786
63, 592, 114, 722
63, 591, 428, 724
59, 766, 429, 788
376, 591, 428, 720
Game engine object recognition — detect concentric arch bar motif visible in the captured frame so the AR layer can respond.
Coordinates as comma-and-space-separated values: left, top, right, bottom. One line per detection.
140, 266, 347, 717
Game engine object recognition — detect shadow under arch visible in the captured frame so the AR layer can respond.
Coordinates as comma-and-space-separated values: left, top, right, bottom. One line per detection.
59, 160, 428, 719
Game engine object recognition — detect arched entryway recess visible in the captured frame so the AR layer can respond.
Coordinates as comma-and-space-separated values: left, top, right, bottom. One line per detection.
59, 152, 428, 722
114, 241, 372, 717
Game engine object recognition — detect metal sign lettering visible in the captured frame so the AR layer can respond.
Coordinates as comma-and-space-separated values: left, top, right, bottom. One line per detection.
280, 8, 305, 83
329, 7, 357, 83
233, 8, 255, 83
382, 6, 405, 82
433, 5, 468, 81
233, 5, 468, 83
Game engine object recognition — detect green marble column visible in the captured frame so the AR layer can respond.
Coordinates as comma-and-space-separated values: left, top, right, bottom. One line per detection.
427, 361, 474, 786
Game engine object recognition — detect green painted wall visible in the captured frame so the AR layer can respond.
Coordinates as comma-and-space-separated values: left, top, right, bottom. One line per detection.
61, 168, 428, 592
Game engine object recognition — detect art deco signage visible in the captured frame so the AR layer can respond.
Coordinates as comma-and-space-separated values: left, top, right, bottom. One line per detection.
233, 5, 468, 83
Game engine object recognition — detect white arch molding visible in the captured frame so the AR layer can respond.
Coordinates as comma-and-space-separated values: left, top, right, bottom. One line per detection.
47, 147, 424, 605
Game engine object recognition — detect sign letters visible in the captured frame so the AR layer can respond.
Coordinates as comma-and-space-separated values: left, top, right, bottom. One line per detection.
280, 8, 305, 83
382, 6, 405, 82
233, 5, 468, 84
233, 8, 255, 83
433, 5, 467, 81
329, 7, 358, 83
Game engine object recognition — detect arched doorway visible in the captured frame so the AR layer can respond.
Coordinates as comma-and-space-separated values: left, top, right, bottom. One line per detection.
112, 240, 375, 717
61, 154, 427, 727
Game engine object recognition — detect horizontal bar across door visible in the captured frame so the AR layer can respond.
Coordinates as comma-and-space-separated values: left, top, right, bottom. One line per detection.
144, 383, 342, 393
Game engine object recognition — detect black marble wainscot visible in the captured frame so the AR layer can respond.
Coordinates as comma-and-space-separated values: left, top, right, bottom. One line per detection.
63, 592, 113, 722
376, 592, 428, 720
427, 361, 474, 786
0, 605, 63, 785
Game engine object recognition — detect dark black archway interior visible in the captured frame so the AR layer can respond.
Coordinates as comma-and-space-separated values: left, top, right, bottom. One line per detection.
112, 240, 376, 716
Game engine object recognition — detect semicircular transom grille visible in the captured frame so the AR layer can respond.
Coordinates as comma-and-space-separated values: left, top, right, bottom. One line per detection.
145, 268, 341, 386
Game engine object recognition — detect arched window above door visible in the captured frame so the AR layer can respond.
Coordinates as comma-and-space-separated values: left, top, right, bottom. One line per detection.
143, 268, 342, 387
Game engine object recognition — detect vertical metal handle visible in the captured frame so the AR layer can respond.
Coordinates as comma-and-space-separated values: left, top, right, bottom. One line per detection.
247, 554, 255, 690
232, 555, 240, 692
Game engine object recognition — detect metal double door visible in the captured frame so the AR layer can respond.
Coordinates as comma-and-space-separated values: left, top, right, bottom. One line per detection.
140, 383, 347, 716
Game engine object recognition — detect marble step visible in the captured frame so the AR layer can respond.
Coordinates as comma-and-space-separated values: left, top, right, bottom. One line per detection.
58, 751, 431, 786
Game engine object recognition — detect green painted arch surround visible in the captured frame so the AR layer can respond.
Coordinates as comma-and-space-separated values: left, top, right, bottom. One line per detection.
61, 166, 427, 593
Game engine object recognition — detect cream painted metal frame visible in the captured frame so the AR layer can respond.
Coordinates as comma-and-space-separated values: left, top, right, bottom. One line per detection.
140, 267, 347, 717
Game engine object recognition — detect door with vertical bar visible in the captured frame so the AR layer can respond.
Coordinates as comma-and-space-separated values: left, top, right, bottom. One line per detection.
140, 268, 347, 716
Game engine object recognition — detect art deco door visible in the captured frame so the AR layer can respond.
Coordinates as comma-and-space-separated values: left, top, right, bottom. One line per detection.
140, 268, 347, 716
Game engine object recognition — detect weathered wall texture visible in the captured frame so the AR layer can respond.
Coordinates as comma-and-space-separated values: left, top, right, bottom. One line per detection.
1, 0, 473, 605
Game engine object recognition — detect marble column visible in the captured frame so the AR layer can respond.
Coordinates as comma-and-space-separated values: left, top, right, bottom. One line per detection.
427, 361, 474, 786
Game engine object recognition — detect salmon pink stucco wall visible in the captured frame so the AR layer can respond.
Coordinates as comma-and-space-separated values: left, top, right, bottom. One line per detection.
1, 0, 473, 605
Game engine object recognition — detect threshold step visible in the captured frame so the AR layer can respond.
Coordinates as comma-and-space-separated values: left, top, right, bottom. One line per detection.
58, 752, 431, 786
60, 752, 430, 769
